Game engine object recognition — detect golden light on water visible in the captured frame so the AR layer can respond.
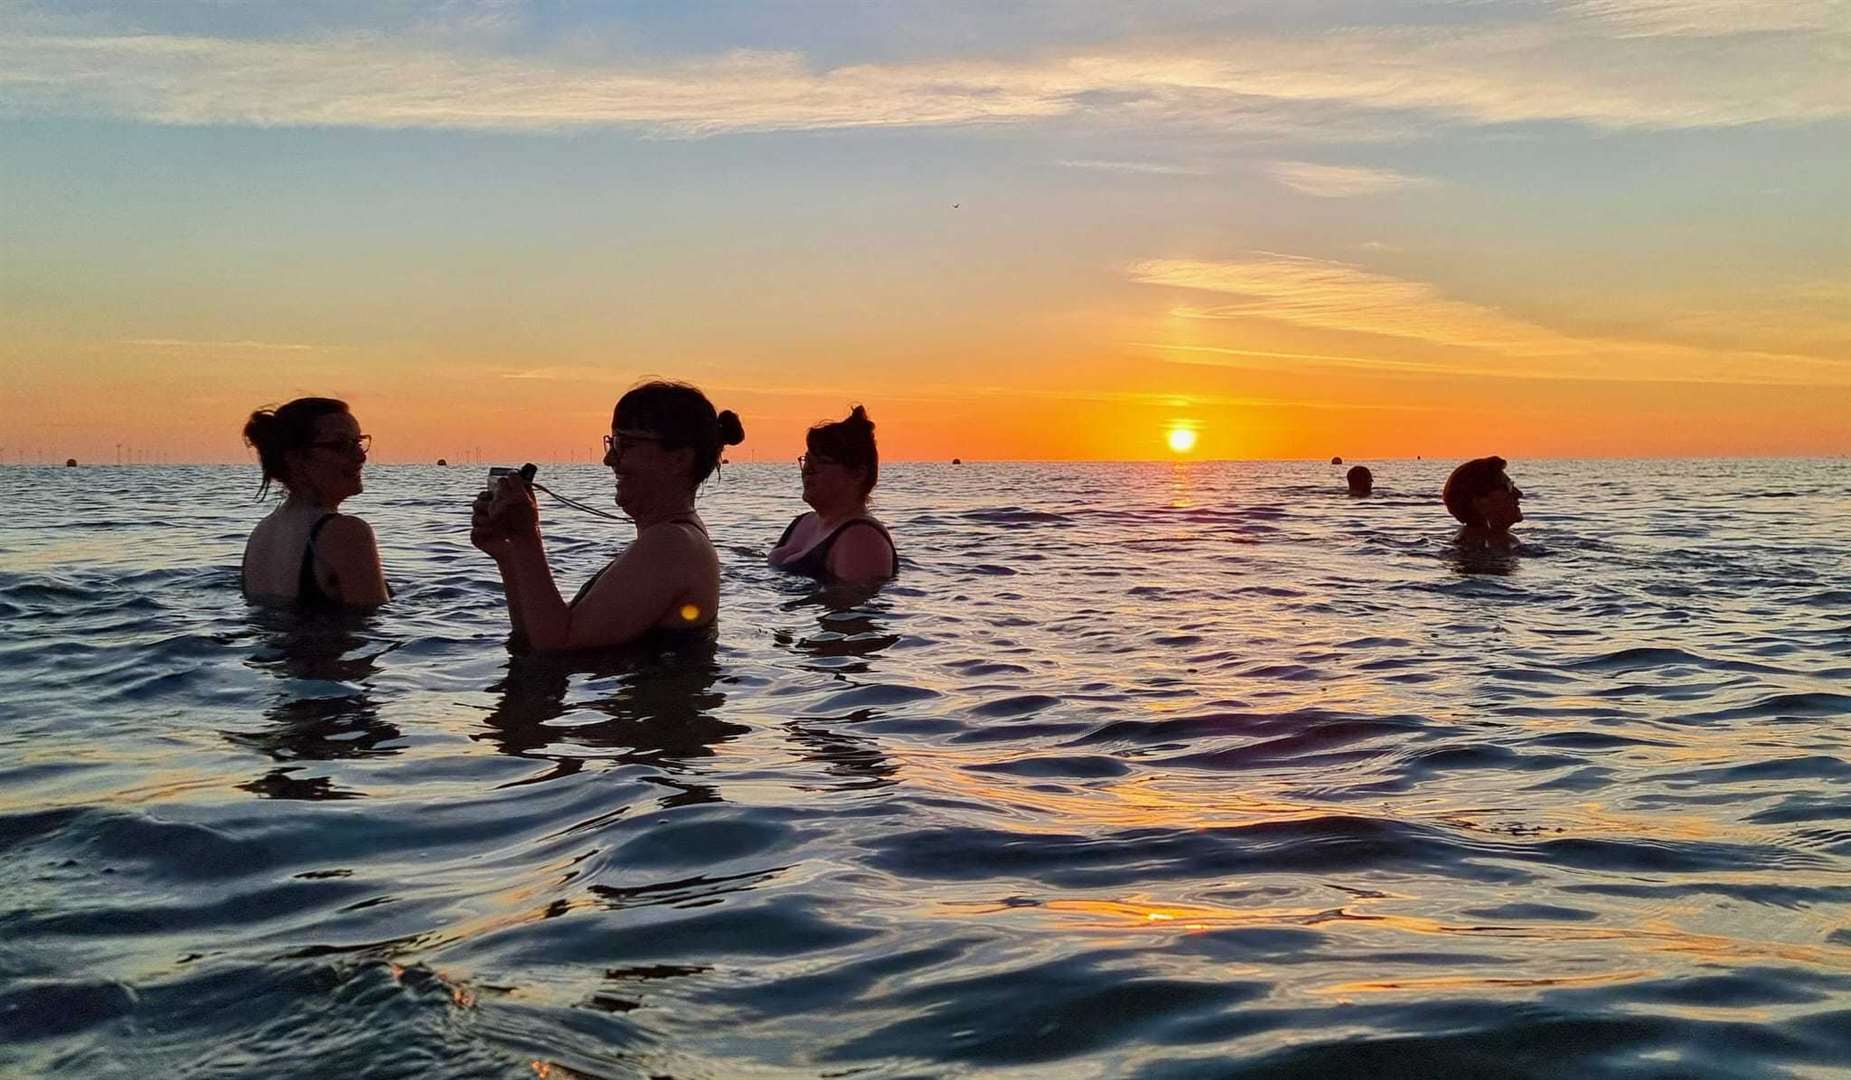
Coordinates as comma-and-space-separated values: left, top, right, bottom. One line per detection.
1167, 426, 1197, 454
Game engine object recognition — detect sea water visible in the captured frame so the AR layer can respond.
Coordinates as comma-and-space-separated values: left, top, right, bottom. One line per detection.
1, 459, 1847, 1078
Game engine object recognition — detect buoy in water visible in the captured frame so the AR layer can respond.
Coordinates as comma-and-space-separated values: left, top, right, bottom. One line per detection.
65, 458, 78, 467
1331, 455, 1343, 465
952, 457, 962, 465
437, 458, 448, 466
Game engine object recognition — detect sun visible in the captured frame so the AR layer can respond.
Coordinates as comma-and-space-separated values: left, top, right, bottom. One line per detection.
1166, 426, 1198, 454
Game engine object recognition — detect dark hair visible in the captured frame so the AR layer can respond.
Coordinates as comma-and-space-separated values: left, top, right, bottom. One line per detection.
1346, 464, 1373, 492
614, 380, 744, 485
806, 405, 879, 500
243, 397, 350, 498
1442, 455, 1509, 525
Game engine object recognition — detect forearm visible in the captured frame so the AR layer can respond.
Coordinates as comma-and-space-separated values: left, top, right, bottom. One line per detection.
495, 537, 573, 650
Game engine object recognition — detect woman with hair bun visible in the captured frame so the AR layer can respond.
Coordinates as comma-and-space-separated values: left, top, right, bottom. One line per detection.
1442, 455, 1524, 547
239, 397, 390, 607
769, 405, 899, 582
473, 380, 745, 652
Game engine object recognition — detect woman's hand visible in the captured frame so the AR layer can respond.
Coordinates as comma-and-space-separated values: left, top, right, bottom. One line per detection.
471, 476, 540, 559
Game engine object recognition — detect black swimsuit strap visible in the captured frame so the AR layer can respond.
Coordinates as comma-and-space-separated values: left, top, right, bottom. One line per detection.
779, 516, 898, 578
297, 513, 338, 604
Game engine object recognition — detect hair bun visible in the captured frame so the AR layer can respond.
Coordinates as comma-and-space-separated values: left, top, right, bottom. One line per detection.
845, 404, 874, 431
716, 409, 745, 447
242, 408, 277, 450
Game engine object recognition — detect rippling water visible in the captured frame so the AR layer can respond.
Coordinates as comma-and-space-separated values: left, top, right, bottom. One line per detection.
3, 459, 1848, 1078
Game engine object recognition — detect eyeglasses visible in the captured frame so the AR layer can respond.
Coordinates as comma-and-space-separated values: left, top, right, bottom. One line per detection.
309, 435, 371, 455
798, 453, 841, 473
603, 431, 662, 456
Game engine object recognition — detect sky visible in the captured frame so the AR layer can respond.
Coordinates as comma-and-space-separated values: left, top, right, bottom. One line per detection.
1, 0, 1846, 463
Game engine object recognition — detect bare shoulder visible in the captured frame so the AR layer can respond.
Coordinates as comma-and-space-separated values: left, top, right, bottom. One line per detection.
636, 519, 713, 555
827, 519, 897, 580
318, 514, 379, 549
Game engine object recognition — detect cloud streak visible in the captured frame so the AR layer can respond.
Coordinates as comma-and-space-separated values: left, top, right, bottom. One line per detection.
120, 338, 325, 351
0, 10, 1842, 136
1127, 253, 1851, 387
1059, 158, 1206, 176
1266, 161, 1431, 197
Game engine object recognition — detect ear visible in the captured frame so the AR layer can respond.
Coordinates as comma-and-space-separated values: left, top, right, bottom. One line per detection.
280, 446, 310, 485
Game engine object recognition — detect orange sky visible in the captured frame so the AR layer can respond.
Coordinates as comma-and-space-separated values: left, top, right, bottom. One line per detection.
1, 2, 1845, 463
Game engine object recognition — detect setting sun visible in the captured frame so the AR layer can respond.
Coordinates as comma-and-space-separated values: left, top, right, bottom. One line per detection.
1167, 427, 1198, 454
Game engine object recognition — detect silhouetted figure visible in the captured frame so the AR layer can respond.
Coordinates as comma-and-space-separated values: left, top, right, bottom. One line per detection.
64, 458, 77, 468
241, 397, 389, 607
769, 405, 899, 583
1443, 455, 1524, 548
473, 380, 744, 652
1330, 455, 1343, 465
1346, 464, 1373, 496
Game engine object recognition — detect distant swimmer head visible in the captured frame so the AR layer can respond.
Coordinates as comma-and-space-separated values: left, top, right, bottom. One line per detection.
1443, 455, 1523, 533
1346, 464, 1373, 496
606, 380, 744, 513
243, 397, 369, 504
801, 405, 879, 508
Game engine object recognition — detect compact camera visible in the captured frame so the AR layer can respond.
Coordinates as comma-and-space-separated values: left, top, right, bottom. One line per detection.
484, 463, 538, 494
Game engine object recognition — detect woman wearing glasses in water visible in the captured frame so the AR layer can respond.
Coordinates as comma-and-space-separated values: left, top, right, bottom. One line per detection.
1443, 454, 1525, 548
769, 405, 899, 583
240, 397, 390, 607
473, 380, 745, 652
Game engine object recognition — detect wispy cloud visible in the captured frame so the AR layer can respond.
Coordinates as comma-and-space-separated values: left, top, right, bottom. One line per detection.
1130, 253, 1553, 352
1127, 253, 1851, 387
1267, 161, 1431, 197
498, 366, 618, 381
0, 12, 1841, 136
1059, 158, 1205, 175
1562, 0, 1847, 37
120, 338, 323, 351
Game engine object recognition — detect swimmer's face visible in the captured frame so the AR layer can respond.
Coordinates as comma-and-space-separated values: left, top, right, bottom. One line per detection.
605, 425, 691, 514
289, 412, 367, 505
1473, 473, 1524, 531
799, 451, 864, 510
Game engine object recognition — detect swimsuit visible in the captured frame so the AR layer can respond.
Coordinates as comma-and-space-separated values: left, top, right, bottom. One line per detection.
772, 514, 899, 579
296, 513, 339, 606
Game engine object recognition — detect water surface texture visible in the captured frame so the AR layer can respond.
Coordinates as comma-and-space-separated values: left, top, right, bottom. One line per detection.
3, 459, 1848, 1078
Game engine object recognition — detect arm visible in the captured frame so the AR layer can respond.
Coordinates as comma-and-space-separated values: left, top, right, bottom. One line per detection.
825, 523, 896, 583
490, 532, 577, 650
317, 515, 391, 606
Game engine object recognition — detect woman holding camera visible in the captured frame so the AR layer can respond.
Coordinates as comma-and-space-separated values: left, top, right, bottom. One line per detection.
240, 397, 390, 607
473, 381, 744, 652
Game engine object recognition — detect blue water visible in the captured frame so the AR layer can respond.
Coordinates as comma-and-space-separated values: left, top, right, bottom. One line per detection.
2, 458, 1848, 1078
